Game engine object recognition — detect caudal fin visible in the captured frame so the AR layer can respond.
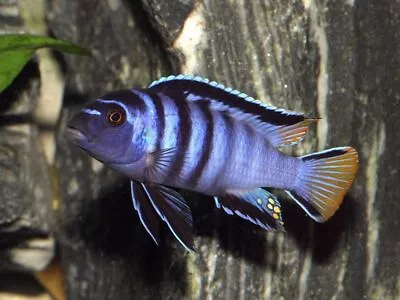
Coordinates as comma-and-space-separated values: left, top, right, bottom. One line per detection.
286, 147, 359, 222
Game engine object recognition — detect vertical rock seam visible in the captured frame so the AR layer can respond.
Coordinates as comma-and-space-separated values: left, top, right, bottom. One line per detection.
366, 124, 385, 283
299, 1, 329, 299
173, 2, 207, 74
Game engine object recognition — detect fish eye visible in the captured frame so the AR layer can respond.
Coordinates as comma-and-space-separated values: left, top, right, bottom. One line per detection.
106, 108, 126, 126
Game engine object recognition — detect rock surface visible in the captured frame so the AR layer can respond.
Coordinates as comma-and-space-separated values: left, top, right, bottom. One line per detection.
2, 0, 400, 299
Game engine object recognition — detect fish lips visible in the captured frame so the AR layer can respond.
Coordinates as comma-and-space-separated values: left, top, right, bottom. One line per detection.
65, 113, 94, 145
65, 126, 88, 144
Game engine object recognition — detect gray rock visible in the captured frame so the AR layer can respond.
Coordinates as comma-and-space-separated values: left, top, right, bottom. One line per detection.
141, 0, 197, 45
50, 0, 173, 298
20, 0, 400, 299
0, 125, 54, 272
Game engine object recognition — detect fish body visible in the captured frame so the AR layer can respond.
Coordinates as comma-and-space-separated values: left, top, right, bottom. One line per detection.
66, 75, 359, 250
95, 89, 298, 193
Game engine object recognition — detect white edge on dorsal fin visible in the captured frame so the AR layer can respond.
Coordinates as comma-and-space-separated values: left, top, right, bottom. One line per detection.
208, 100, 277, 135
148, 75, 301, 117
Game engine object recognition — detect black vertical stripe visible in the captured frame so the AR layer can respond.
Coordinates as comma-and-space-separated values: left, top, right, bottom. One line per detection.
101, 89, 148, 113
186, 102, 214, 187
242, 122, 255, 172
210, 113, 235, 187
132, 89, 151, 115
151, 93, 165, 152
165, 94, 192, 183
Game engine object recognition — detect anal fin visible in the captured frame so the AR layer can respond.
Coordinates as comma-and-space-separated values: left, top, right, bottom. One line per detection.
215, 188, 284, 230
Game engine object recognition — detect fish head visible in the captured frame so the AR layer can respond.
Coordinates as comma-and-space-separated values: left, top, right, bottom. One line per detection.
66, 91, 147, 165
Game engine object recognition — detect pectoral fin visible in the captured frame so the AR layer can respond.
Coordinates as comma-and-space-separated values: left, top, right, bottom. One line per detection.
215, 188, 284, 230
144, 147, 176, 182
141, 183, 194, 251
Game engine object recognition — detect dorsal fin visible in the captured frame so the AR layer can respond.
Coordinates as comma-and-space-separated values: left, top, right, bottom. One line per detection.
148, 75, 315, 147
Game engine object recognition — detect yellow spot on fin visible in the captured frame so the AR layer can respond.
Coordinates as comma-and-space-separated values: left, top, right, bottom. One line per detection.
223, 188, 284, 230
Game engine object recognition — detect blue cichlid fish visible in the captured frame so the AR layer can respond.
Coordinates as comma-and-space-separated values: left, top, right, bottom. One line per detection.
66, 75, 359, 250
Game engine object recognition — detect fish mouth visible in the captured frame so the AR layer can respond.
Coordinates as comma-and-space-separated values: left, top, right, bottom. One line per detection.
65, 126, 88, 143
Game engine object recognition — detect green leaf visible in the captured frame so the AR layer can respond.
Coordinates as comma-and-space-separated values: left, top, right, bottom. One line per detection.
0, 34, 91, 94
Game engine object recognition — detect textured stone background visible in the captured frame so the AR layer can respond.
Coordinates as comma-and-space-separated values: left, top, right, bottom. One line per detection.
1, 0, 400, 299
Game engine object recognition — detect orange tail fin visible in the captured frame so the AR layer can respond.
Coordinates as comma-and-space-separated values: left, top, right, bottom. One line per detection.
286, 147, 359, 222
